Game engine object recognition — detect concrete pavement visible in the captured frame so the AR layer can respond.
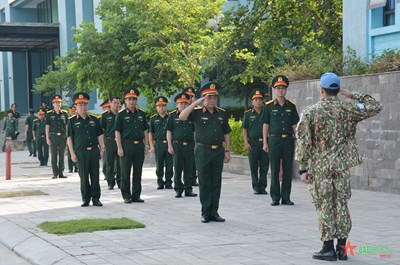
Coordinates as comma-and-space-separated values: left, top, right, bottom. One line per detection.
0, 150, 399, 265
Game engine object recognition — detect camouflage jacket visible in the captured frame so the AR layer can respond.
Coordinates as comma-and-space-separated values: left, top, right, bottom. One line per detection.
295, 92, 382, 176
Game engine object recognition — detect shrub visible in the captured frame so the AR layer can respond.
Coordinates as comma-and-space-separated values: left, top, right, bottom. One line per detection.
228, 118, 247, 156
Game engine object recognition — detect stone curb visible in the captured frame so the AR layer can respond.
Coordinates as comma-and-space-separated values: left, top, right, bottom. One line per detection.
0, 217, 83, 265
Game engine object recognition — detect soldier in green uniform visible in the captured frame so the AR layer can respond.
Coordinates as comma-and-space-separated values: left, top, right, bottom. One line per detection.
41, 101, 51, 112
115, 88, 149, 203
10, 103, 20, 138
149, 96, 173, 189
33, 108, 49, 166
166, 92, 197, 198
25, 109, 37, 157
242, 90, 269, 195
296, 73, 382, 261
100, 99, 111, 180
263, 75, 299, 206
46, 95, 69, 179
67, 106, 78, 173
100, 97, 121, 190
183, 87, 199, 187
2, 110, 17, 152
67, 92, 105, 207
180, 82, 231, 223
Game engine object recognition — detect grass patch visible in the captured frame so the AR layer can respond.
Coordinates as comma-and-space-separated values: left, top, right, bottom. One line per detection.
0, 190, 48, 198
38, 218, 145, 235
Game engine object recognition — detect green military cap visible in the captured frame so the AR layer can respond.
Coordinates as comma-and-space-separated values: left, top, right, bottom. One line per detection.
72, 92, 90, 104
174, 92, 190, 103
100, 98, 111, 109
124, 88, 140, 99
271, 75, 289, 88
182, 87, 195, 97
37, 108, 46, 115
250, 89, 265, 100
69, 105, 76, 112
155, 96, 168, 105
200, 82, 220, 96
51, 95, 62, 103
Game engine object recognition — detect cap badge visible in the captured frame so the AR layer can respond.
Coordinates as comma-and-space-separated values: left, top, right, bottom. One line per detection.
160, 98, 164, 102
278, 77, 283, 82
256, 91, 260, 94
182, 95, 186, 98
210, 84, 216, 89
79, 94, 83, 98
130, 89, 134, 93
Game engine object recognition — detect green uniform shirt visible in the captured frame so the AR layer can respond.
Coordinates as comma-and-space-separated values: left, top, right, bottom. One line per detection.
12, 111, 20, 120
242, 108, 264, 139
3, 118, 17, 133
166, 110, 194, 141
25, 114, 37, 132
263, 99, 299, 134
149, 113, 169, 140
188, 107, 231, 145
115, 108, 149, 140
45, 110, 69, 133
67, 114, 103, 149
33, 119, 46, 137
100, 110, 117, 139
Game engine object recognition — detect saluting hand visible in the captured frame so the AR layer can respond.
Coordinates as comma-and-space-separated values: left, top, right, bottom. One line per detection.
194, 94, 209, 105
339, 88, 352, 98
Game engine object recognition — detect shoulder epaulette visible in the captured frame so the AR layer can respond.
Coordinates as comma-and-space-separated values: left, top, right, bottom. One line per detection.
101, 110, 108, 114
47, 110, 53, 113
137, 108, 144, 112
150, 113, 157, 118
68, 115, 76, 119
265, 100, 274, 105
118, 109, 125, 113
194, 106, 202, 110
33, 118, 38, 122
217, 107, 226, 112
61, 110, 67, 113
244, 109, 251, 113
169, 110, 177, 114
287, 99, 296, 105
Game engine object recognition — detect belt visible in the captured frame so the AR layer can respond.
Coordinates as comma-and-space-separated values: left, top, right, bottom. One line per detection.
156, 140, 168, 144
77, 145, 99, 151
197, 142, 222, 150
173, 140, 194, 146
268, 133, 291, 139
249, 137, 263, 142
123, 139, 142, 144
51, 132, 65, 136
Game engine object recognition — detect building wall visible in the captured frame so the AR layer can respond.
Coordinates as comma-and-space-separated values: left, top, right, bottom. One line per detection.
344, 0, 400, 60
286, 72, 400, 194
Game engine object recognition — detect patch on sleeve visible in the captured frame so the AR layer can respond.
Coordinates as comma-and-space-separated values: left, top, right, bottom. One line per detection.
356, 103, 365, 110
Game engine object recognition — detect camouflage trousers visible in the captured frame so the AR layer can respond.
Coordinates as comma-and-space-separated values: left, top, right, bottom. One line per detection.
308, 169, 352, 241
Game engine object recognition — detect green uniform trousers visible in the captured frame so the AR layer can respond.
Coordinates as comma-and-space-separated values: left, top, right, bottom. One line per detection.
195, 145, 224, 218
105, 138, 121, 188
50, 134, 66, 177
76, 148, 101, 203
26, 131, 36, 155
192, 157, 197, 184
102, 155, 107, 180
309, 170, 352, 241
36, 136, 48, 165
120, 142, 144, 200
268, 136, 295, 202
173, 142, 194, 193
248, 139, 269, 193
155, 141, 173, 187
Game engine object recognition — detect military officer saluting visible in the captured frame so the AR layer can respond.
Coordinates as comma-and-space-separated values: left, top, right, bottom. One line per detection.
182, 86, 199, 187
100, 96, 122, 190
166, 92, 197, 198
67, 92, 105, 207
242, 89, 269, 195
263, 75, 299, 206
179, 82, 231, 223
149, 96, 173, 189
115, 88, 149, 203
46, 95, 69, 179
33, 108, 49, 166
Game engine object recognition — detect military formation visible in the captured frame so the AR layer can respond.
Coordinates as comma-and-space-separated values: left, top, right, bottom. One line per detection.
2, 72, 382, 262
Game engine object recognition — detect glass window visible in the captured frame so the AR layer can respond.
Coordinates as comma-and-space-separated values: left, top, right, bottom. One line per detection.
384, 0, 395, 26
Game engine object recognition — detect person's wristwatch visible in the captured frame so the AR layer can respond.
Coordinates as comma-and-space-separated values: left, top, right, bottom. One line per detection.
298, 169, 308, 175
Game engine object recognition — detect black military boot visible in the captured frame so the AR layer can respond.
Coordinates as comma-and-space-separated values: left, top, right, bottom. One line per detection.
312, 240, 337, 261
336, 239, 348, 260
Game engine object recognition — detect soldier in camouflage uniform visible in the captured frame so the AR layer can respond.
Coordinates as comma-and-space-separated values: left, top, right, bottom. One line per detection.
295, 73, 382, 261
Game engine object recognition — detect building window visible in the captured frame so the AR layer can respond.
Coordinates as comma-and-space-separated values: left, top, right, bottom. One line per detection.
384, 0, 395, 26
